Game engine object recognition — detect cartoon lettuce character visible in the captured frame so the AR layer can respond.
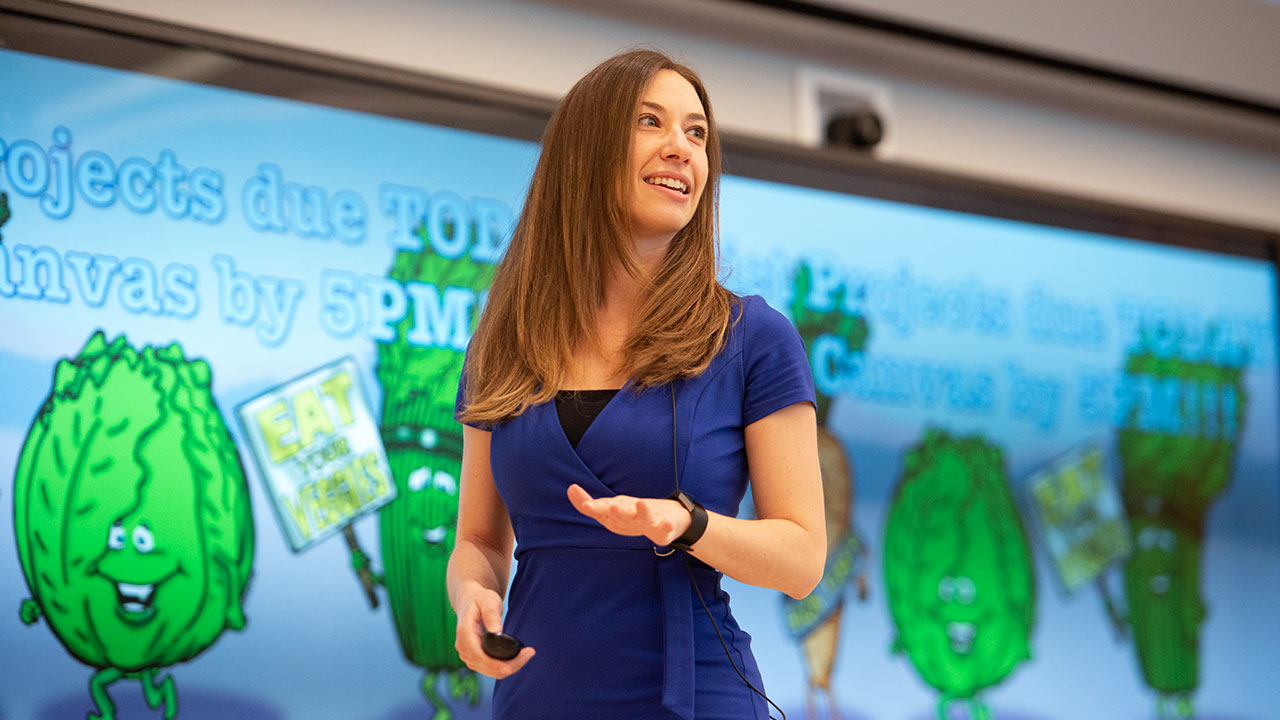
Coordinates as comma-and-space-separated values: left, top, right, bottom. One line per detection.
1117, 332, 1245, 719
884, 429, 1035, 720
14, 332, 253, 720
782, 261, 871, 719
353, 219, 490, 719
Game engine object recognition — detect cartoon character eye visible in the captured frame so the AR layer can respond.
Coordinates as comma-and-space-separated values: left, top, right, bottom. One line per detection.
955, 577, 977, 604
938, 576, 956, 602
108, 522, 127, 551
133, 525, 155, 554
408, 467, 430, 492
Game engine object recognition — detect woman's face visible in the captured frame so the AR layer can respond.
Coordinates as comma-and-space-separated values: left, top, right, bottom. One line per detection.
625, 69, 710, 252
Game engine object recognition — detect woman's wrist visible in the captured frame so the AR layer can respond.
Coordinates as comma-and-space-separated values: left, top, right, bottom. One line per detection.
666, 491, 708, 551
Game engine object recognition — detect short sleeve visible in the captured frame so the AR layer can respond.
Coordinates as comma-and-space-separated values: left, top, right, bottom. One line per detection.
741, 295, 817, 426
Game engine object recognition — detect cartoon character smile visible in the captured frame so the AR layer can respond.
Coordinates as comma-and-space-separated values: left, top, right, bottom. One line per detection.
95, 521, 183, 626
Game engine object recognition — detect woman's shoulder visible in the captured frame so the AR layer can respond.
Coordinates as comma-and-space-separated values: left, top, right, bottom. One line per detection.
731, 293, 798, 343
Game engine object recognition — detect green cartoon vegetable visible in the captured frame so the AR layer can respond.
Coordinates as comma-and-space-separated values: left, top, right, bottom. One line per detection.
783, 261, 871, 718
354, 219, 491, 719
14, 332, 253, 720
1117, 334, 1245, 719
884, 429, 1035, 720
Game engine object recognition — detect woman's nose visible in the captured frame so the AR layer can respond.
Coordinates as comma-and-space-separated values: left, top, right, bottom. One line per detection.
661, 128, 691, 161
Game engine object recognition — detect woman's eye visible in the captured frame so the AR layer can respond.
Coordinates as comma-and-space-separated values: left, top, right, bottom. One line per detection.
108, 522, 126, 550
639, 114, 659, 127
687, 125, 706, 140
133, 525, 155, 554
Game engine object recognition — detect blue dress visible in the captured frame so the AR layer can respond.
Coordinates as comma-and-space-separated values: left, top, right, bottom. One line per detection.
457, 295, 815, 720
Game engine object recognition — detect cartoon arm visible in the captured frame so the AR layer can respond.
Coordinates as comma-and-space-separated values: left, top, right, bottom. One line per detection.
1096, 572, 1129, 640
346, 525, 385, 602
854, 542, 870, 602
19, 598, 41, 625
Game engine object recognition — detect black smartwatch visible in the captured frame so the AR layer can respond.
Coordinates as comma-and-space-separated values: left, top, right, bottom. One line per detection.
667, 490, 708, 552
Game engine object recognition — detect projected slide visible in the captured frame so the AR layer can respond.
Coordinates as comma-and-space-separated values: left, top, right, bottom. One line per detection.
2, 47, 1276, 720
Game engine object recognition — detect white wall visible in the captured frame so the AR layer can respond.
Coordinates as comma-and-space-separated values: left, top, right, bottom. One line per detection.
817, 0, 1280, 106
68, 0, 1280, 232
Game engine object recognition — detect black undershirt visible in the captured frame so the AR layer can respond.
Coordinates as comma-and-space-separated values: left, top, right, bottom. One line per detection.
555, 389, 619, 448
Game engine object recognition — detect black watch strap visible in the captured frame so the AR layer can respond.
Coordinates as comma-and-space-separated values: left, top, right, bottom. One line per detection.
667, 490, 708, 552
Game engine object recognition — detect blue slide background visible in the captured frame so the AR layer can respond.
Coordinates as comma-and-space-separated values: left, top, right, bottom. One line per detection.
1, 48, 1277, 719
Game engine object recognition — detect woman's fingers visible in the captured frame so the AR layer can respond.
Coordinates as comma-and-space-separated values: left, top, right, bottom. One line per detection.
454, 591, 536, 679
568, 486, 685, 544
505, 646, 538, 674
566, 483, 593, 512
472, 643, 538, 679
477, 592, 504, 633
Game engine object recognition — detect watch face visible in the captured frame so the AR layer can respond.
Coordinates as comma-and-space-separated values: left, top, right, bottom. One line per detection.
674, 491, 696, 512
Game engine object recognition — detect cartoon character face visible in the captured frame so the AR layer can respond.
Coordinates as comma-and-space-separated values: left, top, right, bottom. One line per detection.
1125, 516, 1205, 693
1133, 520, 1178, 597
84, 454, 208, 670
404, 464, 460, 557
901, 513, 1008, 685
937, 575, 980, 655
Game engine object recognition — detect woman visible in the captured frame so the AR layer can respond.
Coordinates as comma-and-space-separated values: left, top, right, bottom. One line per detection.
448, 49, 825, 720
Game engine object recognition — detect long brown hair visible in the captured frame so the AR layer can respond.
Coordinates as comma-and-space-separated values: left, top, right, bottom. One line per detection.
459, 49, 734, 424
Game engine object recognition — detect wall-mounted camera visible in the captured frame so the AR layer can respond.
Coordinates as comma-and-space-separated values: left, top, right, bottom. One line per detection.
825, 104, 884, 150
795, 67, 893, 155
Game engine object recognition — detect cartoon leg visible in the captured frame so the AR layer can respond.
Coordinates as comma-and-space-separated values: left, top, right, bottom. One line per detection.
827, 685, 843, 720
87, 667, 124, 720
421, 670, 451, 720
140, 667, 178, 720
1174, 693, 1194, 719
935, 694, 952, 720
805, 686, 817, 720
447, 668, 480, 706
968, 697, 992, 720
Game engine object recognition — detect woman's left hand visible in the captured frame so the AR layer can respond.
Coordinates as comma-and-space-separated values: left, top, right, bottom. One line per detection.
567, 484, 692, 547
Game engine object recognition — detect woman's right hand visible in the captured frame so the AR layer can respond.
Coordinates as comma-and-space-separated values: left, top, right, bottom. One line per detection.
454, 587, 536, 678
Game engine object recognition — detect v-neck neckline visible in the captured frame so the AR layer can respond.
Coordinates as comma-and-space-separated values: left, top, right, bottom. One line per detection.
555, 388, 621, 449
553, 381, 628, 454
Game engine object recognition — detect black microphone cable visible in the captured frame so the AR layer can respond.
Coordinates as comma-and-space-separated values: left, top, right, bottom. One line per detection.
671, 386, 786, 720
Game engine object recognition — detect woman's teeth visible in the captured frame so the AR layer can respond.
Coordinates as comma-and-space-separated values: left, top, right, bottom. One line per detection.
645, 177, 688, 194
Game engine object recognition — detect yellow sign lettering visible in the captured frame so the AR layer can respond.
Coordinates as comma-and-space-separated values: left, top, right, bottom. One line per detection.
321, 371, 355, 426
362, 451, 390, 499
293, 388, 335, 447
282, 493, 312, 540
257, 400, 299, 464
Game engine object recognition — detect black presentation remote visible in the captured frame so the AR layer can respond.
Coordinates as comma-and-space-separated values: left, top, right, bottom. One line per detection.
482, 631, 524, 661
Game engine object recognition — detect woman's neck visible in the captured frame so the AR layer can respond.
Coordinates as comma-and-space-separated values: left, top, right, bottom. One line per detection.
564, 249, 663, 390
602, 239, 666, 319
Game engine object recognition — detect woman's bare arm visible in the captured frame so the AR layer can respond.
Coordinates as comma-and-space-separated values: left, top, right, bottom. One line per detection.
567, 401, 826, 599
447, 425, 536, 676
